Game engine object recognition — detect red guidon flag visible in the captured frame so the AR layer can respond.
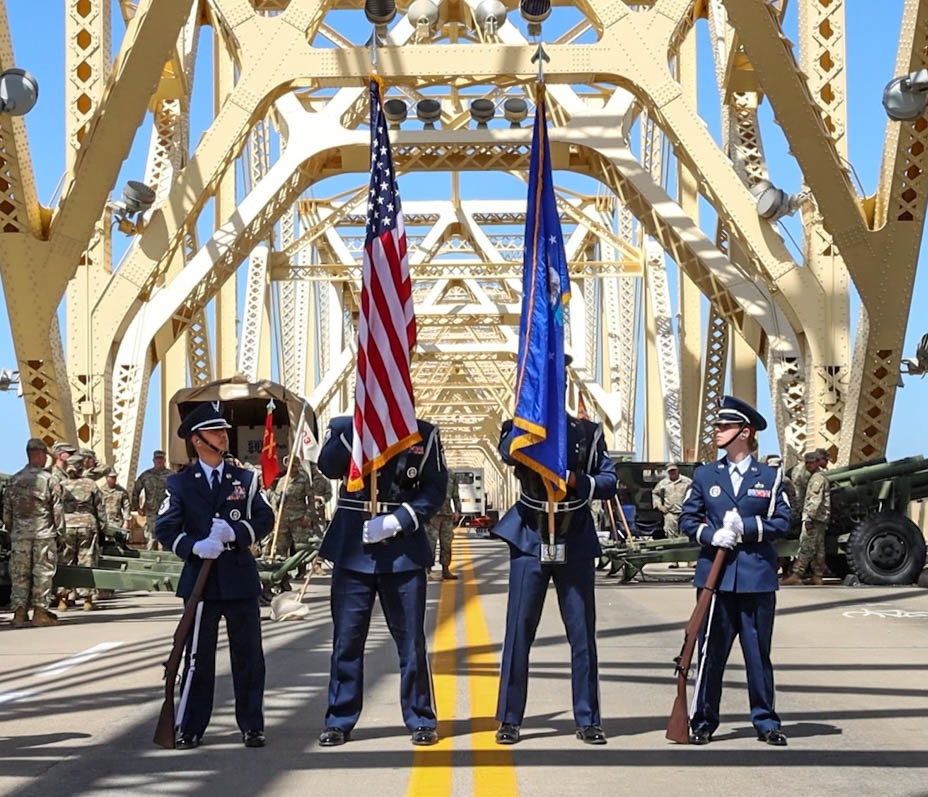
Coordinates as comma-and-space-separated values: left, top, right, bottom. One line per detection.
260, 399, 280, 488
347, 78, 420, 491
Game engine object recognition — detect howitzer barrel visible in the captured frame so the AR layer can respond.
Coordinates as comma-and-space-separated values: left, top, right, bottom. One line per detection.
826, 456, 926, 487
826, 457, 887, 482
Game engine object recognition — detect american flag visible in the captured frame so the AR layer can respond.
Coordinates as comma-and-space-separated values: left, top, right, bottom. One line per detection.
347, 78, 421, 492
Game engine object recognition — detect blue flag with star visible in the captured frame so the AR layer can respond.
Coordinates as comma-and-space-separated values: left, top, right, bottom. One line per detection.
509, 88, 569, 502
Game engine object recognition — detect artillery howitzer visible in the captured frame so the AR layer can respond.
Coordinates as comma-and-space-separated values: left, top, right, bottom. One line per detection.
50, 523, 321, 598
822, 456, 928, 585
596, 456, 928, 586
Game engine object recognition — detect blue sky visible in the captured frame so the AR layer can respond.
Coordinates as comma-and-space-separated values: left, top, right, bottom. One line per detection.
0, 4, 923, 474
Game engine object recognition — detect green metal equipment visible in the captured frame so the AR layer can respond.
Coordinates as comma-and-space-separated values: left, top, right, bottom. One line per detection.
596, 456, 928, 586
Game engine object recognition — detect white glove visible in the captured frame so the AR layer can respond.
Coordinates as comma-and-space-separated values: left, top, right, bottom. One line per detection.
210, 518, 236, 543
722, 509, 744, 535
362, 513, 403, 544
710, 528, 738, 549
192, 537, 224, 559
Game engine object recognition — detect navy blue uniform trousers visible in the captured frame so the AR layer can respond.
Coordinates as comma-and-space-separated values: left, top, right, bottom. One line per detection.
178, 597, 265, 737
692, 590, 780, 735
496, 551, 600, 727
325, 567, 436, 732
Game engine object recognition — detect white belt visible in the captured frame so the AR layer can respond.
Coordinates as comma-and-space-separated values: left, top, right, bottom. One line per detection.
518, 495, 586, 513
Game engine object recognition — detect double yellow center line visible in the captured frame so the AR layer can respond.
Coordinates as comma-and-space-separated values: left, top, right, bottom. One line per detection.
407, 538, 519, 796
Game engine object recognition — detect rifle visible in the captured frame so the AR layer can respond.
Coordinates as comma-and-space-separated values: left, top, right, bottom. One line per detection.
665, 547, 727, 743
153, 560, 214, 748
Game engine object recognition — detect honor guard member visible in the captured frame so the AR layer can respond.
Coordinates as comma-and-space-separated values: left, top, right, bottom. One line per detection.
100, 468, 131, 529
58, 454, 107, 611
782, 450, 831, 585
492, 411, 617, 746
652, 463, 692, 539
679, 395, 791, 747
4, 439, 65, 627
49, 441, 77, 486
132, 450, 172, 550
155, 401, 275, 750
316, 414, 448, 748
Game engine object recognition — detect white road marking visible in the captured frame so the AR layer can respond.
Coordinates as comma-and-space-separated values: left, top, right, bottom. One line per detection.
0, 642, 124, 705
0, 689, 36, 705
36, 642, 124, 678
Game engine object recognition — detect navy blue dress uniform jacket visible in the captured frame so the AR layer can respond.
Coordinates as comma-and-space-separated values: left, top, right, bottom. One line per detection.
317, 415, 448, 572
679, 457, 791, 591
492, 415, 617, 559
155, 462, 275, 599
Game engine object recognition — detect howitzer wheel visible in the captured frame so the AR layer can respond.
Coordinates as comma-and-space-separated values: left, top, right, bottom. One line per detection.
847, 511, 927, 585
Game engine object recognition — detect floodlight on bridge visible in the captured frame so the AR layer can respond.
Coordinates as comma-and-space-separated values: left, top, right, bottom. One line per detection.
883, 69, 928, 121
475, 0, 507, 36
383, 98, 408, 127
900, 332, 928, 379
503, 97, 528, 127
519, 0, 550, 37
364, 0, 396, 26
469, 99, 495, 128
408, 0, 440, 40
0, 68, 38, 116
0, 368, 19, 392
416, 98, 442, 129
750, 179, 808, 222
110, 180, 156, 235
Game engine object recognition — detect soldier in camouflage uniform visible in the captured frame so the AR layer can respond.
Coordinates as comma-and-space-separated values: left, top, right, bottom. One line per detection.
4, 439, 65, 628
309, 461, 333, 537
100, 469, 131, 528
426, 472, 460, 580
80, 448, 109, 482
782, 450, 831, 585
788, 455, 812, 532
652, 463, 692, 539
268, 456, 315, 558
48, 441, 77, 487
131, 450, 172, 550
58, 454, 107, 611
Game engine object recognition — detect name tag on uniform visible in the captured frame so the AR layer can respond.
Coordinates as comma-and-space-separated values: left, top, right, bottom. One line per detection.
747, 488, 771, 498
540, 543, 566, 564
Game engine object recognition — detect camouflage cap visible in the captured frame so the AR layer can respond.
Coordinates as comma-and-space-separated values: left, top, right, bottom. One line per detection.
65, 453, 85, 470
26, 437, 48, 452
153, 449, 166, 458
665, 462, 679, 471
815, 447, 829, 461
803, 450, 820, 462
52, 441, 77, 455
78, 448, 96, 459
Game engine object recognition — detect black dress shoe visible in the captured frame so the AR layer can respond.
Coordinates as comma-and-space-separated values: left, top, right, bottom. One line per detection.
411, 727, 439, 746
576, 725, 607, 745
243, 730, 266, 748
757, 728, 788, 746
175, 733, 201, 750
495, 723, 521, 745
319, 727, 349, 747
688, 728, 712, 745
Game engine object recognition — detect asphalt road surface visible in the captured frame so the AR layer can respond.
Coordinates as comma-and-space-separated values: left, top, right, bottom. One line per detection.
1, 535, 927, 797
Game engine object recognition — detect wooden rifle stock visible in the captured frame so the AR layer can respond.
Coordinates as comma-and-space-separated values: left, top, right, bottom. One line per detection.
665, 548, 727, 743
153, 560, 214, 748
